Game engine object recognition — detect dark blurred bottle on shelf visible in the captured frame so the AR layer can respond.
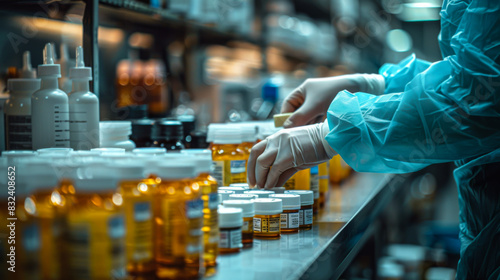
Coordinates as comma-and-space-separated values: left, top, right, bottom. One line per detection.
152, 120, 185, 151
143, 59, 168, 118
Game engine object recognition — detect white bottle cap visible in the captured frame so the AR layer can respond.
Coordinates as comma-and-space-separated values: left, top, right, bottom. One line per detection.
70, 150, 101, 158
244, 190, 275, 198
22, 160, 59, 194
285, 190, 313, 205
189, 155, 211, 174
219, 186, 246, 194
38, 43, 61, 78
37, 148, 74, 155
270, 187, 286, 194
240, 124, 258, 143
270, 194, 300, 210
2, 151, 37, 165
8, 78, 40, 93
223, 200, 254, 217
155, 162, 197, 180
109, 162, 145, 181
229, 183, 250, 189
253, 198, 282, 215
180, 149, 211, 156
218, 190, 235, 203
69, 46, 92, 80
207, 123, 225, 143
228, 193, 258, 201
132, 147, 167, 156
218, 207, 243, 228
91, 148, 126, 154
213, 128, 242, 144
20, 51, 37, 78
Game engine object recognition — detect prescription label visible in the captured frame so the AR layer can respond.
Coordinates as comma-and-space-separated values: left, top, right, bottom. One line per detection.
253, 217, 280, 233
310, 174, 319, 199
242, 219, 251, 232
213, 160, 247, 186
5, 115, 32, 150
219, 229, 242, 249
208, 193, 219, 210
298, 209, 304, 226
280, 212, 300, 229
132, 201, 153, 261
304, 208, 313, 225
187, 199, 203, 256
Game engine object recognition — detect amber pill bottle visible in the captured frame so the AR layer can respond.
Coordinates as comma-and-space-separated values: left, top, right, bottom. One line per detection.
218, 207, 243, 254
285, 190, 313, 230
222, 200, 255, 247
270, 194, 300, 234
253, 198, 283, 239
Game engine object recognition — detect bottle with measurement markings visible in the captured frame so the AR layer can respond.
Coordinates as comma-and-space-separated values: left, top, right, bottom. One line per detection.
154, 162, 204, 279
113, 162, 156, 275
32, 43, 70, 150
211, 128, 247, 186
4, 51, 40, 150
68, 46, 99, 150
66, 166, 127, 280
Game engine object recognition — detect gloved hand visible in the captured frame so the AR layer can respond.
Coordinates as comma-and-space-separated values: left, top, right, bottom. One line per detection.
247, 120, 337, 189
281, 74, 385, 128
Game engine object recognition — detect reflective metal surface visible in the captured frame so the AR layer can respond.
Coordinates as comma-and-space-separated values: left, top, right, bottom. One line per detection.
208, 173, 404, 280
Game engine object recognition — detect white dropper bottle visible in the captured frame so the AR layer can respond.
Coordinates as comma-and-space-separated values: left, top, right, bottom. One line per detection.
4, 51, 41, 150
31, 43, 70, 149
68, 46, 100, 150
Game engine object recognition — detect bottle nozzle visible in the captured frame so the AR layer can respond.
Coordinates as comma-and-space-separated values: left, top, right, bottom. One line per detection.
43, 43, 55, 65
20, 51, 36, 79
75, 46, 85, 68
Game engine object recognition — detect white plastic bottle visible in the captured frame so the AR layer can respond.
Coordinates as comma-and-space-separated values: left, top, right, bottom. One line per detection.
57, 43, 73, 94
68, 46, 99, 150
4, 51, 40, 150
32, 43, 70, 149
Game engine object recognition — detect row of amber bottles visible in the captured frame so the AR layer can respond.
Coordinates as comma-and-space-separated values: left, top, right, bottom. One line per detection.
0, 152, 216, 280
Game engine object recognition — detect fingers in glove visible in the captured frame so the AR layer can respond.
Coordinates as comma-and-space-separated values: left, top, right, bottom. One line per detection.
255, 142, 279, 189
247, 139, 267, 187
268, 168, 299, 189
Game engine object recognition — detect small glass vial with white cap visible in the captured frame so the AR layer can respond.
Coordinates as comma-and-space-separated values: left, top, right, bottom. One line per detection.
244, 189, 275, 198
218, 207, 243, 254
285, 190, 313, 230
229, 183, 251, 190
253, 198, 282, 239
270, 194, 300, 233
223, 200, 255, 247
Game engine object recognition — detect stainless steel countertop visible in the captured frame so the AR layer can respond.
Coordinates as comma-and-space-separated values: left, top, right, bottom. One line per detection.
208, 173, 402, 280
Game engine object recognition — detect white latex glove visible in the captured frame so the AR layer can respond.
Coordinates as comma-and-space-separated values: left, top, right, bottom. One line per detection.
247, 120, 337, 189
282, 74, 385, 128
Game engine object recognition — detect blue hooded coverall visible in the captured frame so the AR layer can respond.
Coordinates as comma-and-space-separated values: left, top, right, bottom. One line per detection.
324, 0, 500, 278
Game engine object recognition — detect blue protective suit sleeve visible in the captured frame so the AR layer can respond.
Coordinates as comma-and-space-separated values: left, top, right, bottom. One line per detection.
325, 0, 500, 174
379, 54, 432, 95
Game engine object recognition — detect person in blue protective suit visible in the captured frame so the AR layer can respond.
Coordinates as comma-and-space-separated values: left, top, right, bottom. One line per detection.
247, 0, 500, 278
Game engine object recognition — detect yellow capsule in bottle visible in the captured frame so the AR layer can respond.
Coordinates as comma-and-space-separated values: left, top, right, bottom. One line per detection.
155, 162, 204, 279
